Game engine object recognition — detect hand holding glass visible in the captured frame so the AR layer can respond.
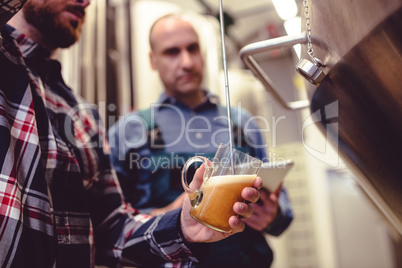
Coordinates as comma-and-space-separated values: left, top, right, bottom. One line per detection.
181, 144, 262, 233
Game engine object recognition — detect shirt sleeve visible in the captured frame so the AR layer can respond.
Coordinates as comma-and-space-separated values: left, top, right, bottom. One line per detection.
0, 0, 26, 28
264, 187, 293, 236
118, 208, 210, 267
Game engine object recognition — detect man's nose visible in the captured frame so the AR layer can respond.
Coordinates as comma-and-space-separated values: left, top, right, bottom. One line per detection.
181, 51, 194, 68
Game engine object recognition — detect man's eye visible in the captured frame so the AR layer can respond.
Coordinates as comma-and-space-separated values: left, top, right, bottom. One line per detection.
164, 48, 180, 56
188, 44, 200, 53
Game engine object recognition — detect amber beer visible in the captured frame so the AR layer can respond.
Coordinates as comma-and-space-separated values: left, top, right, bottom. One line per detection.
190, 174, 257, 233
182, 144, 262, 233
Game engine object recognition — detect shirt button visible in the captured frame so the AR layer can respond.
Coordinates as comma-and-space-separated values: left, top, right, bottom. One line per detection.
195, 132, 203, 139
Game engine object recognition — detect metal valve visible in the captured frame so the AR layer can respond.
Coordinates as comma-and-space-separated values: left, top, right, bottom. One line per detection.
296, 58, 326, 85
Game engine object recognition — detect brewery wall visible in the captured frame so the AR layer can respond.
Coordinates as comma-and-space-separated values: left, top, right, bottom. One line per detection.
57, 0, 400, 267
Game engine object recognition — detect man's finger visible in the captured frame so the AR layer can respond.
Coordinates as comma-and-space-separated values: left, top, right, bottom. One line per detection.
233, 202, 253, 218
188, 163, 206, 189
229, 215, 245, 233
241, 186, 260, 203
253, 176, 263, 189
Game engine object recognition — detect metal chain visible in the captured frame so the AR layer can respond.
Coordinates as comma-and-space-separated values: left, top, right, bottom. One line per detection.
303, 0, 324, 66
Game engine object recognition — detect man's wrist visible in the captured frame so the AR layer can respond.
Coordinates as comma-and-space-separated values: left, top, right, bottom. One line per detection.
177, 209, 211, 262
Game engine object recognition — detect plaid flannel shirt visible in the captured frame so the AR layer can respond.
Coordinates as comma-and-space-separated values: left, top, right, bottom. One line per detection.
0, 0, 25, 26
0, 3, 206, 267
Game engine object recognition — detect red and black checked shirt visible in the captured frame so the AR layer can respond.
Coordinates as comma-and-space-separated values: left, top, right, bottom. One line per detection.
0, 4, 205, 267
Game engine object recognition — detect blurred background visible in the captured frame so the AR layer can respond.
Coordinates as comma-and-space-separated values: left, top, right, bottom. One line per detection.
57, 0, 402, 267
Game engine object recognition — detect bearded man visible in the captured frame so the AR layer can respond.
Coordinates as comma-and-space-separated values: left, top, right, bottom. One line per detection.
0, 0, 262, 267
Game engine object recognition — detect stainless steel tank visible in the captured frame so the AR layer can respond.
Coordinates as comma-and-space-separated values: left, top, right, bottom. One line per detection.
240, 0, 402, 235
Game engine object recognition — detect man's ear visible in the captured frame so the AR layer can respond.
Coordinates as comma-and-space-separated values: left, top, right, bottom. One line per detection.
149, 51, 156, 70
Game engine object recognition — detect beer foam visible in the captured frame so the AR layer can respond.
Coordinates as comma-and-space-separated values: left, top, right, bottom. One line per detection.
207, 174, 256, 185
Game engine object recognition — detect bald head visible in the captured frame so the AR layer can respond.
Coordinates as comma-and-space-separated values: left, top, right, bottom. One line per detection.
149, 14, 198, 51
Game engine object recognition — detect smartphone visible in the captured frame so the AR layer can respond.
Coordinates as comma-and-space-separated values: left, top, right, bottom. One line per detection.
257, 160, 294, 192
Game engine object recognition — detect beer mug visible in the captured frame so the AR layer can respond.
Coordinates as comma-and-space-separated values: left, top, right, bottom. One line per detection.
181, 144, 262, 233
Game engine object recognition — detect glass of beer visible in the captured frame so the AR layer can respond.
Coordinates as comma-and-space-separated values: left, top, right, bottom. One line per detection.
181, 143, 262, 233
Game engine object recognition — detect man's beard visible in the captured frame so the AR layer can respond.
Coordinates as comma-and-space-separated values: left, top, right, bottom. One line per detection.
23, 1, 85, 48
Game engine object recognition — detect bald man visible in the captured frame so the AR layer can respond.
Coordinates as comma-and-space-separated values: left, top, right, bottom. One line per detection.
109, 14, 293, 268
